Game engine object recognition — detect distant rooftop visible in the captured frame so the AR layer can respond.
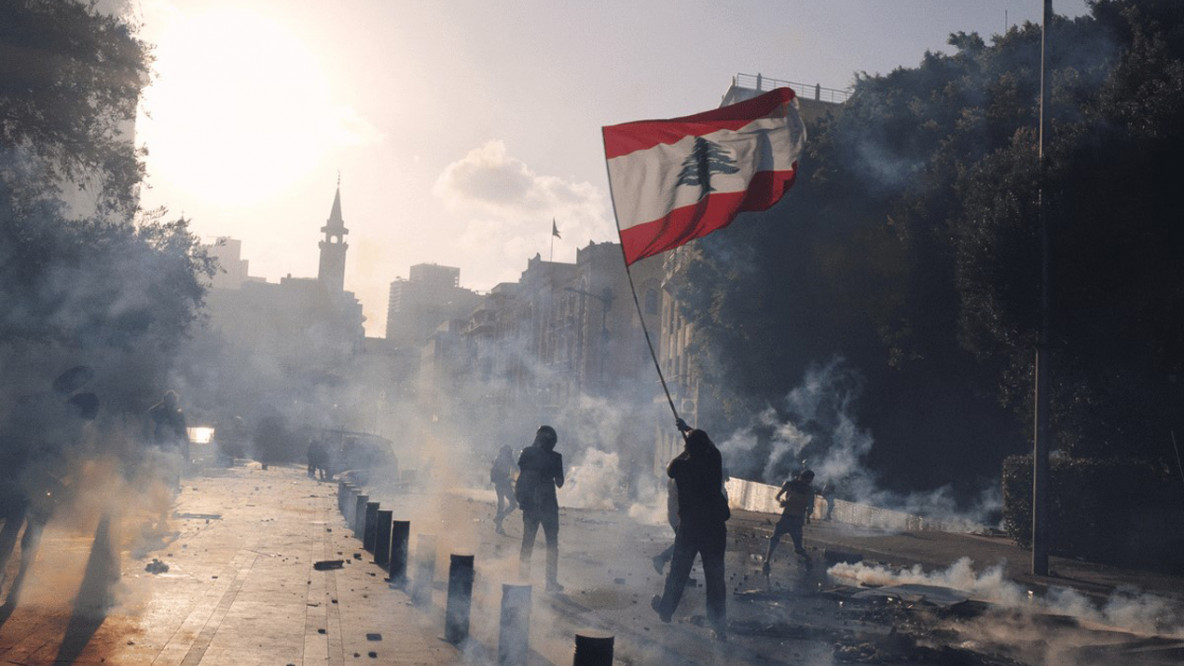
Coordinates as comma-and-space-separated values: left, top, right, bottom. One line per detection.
726, 72, 852, 105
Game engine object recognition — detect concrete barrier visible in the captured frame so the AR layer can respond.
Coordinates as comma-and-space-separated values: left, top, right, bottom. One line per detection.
723, 477, 987, 533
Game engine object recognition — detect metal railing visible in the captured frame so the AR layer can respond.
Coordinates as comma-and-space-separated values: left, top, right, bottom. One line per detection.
733, 72, 852, 104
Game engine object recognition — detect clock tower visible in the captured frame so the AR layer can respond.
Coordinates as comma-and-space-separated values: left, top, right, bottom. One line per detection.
318, 178, 349, 294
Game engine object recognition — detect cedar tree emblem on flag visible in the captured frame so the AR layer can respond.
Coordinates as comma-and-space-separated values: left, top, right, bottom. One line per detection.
602, 87, 806, 265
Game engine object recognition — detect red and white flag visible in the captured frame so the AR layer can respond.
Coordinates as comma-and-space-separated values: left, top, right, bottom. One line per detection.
603, 87, 806, 265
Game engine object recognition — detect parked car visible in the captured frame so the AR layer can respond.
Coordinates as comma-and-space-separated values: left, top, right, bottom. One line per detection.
319, 429, 398, 484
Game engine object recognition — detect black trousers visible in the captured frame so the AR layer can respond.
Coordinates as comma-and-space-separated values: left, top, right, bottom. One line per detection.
657, 520, 726, 630
520, 508, 559, 583
494, 480, 517, 524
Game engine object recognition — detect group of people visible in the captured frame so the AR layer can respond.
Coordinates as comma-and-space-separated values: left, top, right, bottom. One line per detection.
488, 418, 734, 641
489, 418, 833, 643
0, 366, 191, 607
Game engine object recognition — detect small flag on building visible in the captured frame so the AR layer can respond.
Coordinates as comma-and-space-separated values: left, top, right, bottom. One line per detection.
552, 219, 561, 239
602, 87, 806, 265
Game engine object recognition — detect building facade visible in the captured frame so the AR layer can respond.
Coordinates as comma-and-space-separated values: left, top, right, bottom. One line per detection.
385, 264, 481, 348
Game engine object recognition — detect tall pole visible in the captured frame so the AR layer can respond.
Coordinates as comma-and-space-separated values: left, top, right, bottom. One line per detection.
1031, 0, 1053, 577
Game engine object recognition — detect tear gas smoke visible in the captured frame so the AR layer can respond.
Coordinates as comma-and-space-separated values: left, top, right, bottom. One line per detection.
830, 556, 1184, 638
718, 356, 1001, 529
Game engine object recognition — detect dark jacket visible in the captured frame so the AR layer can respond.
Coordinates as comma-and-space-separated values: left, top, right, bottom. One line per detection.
515, 445, 564, 513
667, 430, 730, 527
779, 478, 815, 517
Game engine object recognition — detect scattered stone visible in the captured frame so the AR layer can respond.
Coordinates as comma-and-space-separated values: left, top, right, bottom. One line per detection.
366, 633, 382, 641
614, 578, 626, 585
368, 651, 377, 658
318, 628, 326, 634
145, 559, 169, 574
314, 560, 345, 570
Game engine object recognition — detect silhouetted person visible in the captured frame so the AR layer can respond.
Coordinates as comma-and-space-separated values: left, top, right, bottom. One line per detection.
651, 477, 679, 574
146, 390, 188, 487
516, 425, 564, 591
820, 479, 836, 521
0, 366, 97, 606
307, 438, 329, 479
651, 418, 730, 641
763, 468, 816, 574
215, 415, 247, 467
144, 390, 188, 534
490, 444, 517, 535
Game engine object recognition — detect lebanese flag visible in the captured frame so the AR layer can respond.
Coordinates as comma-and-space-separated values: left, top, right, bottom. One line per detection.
603, 87, 806, 265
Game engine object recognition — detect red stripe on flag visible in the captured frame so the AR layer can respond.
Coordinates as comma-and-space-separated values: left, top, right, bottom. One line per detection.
604, 87, 796, 159
619, 166, 797, 265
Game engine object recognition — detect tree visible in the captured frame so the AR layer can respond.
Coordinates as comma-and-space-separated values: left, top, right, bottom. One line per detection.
670, 0, 1184, 496
0, 0, 147, 219
1, 0, 213, 408
677, 137, 740, 197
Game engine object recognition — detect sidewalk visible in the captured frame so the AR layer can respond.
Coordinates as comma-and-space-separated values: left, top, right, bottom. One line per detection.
0, 463, 460, 666
730, 508, 1184, 603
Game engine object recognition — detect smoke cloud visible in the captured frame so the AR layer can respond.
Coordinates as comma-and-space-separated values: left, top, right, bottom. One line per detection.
717, 356, 1002, 527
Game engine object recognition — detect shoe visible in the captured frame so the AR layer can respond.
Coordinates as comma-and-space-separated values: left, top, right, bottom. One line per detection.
761, 561, 771, 576
546, 581, 565, 593
651, 594, 671, 623
712, 629, 728, 642
794, 547, 807, 556
651, 555, 665, 575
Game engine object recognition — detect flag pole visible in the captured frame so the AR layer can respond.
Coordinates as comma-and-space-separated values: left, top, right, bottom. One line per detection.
601, 136, 681, 426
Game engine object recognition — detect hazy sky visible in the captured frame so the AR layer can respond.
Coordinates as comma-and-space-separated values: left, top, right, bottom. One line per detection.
132, 0, 1089, 337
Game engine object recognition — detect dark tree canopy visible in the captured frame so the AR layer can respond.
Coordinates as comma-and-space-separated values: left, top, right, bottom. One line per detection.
1, 0, 213, 405
671, 0, 1184, 494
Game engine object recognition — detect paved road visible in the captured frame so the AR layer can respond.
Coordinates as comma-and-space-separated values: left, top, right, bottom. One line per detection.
2, 462, 1182, 665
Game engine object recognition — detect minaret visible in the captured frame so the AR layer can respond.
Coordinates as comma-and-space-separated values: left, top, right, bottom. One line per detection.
318, 176, 349, 293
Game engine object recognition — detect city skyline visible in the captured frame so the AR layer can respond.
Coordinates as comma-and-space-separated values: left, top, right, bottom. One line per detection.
132, 1, 1089, 336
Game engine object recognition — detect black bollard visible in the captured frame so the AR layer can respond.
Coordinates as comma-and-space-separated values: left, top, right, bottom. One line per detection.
572, 633, 614, 666
353, 494, 370, 539
498, 583, 532, 666
344, 485, 358, 523
374, 510, 393, 566
363, 502, 380, 552
412, 534, 437, 606
444, 554, 475, 644
388, 520, 410, 587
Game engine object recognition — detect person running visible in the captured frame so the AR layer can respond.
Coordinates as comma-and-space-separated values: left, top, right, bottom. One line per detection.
762, 469, 816, 574
490, 444, 517, 534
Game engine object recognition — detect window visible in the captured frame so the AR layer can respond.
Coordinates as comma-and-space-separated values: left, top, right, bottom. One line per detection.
644, 288, 659, 315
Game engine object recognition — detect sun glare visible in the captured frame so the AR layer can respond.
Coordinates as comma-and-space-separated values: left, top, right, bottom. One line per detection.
139, 8, 334, 207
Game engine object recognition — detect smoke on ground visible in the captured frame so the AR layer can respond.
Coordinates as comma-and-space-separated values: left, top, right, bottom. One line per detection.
830, 557, 1184, 639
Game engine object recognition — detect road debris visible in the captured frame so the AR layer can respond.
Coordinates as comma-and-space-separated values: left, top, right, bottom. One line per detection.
145, 559, 169, 574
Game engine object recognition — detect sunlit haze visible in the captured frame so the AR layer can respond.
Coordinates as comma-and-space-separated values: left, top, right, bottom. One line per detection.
134, 0, 1089, 336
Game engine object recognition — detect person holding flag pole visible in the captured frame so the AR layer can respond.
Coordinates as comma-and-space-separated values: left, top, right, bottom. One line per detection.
601, 86, 805, 641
